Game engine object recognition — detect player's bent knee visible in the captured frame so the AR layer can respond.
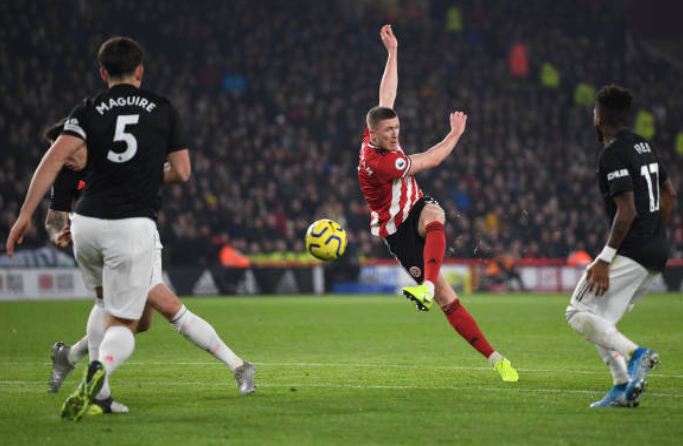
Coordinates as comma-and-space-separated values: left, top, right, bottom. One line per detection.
419, 205, 445, 235
422, 205, 445, 223
136, 321, 151, 333
148, 284, 182, 320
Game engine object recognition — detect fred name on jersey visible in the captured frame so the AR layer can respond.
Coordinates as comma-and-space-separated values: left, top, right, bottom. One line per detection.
606, 142, 653, 182
95, 95, 157, 115
633, 142, 651, 154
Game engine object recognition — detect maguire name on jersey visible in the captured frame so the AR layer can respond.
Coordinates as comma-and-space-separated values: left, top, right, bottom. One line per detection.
597, 129, 669, 272
61, 84, 186, 221
358, 128, 422, 237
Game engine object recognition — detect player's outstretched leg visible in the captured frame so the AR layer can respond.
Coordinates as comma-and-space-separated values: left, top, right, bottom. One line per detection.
49, 342, 78, 393
233, 361, 257, 395
61, 360, 106, 421
625, 347, 659, 404
169, 304, 256, 395
437, 276, 518, 382
77, 324, 137, 419
565, 307, 660, 405
49, 304, 102, 392
565, 307, 638, 358
590, 346, 631, 408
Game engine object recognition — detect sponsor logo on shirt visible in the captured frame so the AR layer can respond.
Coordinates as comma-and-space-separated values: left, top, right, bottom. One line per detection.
607, 169, 629, 181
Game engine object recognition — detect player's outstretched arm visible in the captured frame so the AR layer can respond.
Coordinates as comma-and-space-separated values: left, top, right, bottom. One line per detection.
6, 135, 84, 257
660, 178, 677, 225
378, 24, 398, 109
45, 209, 71, 247
407, 111, 467, 176
163, 149, 191, 184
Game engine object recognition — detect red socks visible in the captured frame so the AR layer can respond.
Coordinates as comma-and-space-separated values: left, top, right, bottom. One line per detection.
441, 299, 495, 359
424, 221, 445, 284
425, 221, 493, 359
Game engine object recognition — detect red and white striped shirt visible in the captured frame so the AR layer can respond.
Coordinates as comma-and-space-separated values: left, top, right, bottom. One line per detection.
357, 128, 423, 237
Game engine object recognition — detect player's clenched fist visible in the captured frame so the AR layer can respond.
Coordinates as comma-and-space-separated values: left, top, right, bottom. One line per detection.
380, 24, 398, 52
449, 111, 467, 137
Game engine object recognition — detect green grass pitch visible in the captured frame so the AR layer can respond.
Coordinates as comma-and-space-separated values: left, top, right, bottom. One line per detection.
1, 293, 682, 446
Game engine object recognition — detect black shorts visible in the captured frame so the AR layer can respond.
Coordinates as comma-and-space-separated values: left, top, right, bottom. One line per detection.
383, 195, 442, 284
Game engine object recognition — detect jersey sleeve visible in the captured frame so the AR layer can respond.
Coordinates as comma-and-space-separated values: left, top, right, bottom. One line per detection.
167, 103, 187, 153
61, 100, 89, 142
50, 168, 80, 212
600, 148, 633, 197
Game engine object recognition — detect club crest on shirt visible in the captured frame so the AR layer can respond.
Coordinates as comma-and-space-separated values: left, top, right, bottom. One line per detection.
409, 266, 421, 277
395, 158, 407, 171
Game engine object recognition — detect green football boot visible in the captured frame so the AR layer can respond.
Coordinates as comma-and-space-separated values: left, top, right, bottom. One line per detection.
61, 360, 106, 422
402, 284, 433, 311
494, 359, 519, 383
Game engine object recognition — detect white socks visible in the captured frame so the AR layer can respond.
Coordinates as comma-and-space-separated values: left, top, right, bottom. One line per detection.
566, 309, 638, 359
170, 305, 244, 372
96, 325, 135, 400
596, 346, 629, 385
68, 336, 90, 366
86, 301, 106, 364
424, 280, 435, 298
487, 351, 504, 367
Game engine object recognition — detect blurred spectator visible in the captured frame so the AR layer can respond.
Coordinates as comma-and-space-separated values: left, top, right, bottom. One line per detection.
0, 0, 681, 267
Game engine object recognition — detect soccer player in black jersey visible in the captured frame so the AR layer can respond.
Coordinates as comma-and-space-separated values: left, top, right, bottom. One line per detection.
6, 36, 192, 420
565, 85, 677, 408
41, 121, 256, 413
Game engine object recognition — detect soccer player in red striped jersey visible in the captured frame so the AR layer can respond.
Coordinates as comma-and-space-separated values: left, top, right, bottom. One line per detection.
358, 25, 518, 382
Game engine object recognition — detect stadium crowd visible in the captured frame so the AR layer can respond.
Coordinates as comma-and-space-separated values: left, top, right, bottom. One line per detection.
1, 0, 681, 267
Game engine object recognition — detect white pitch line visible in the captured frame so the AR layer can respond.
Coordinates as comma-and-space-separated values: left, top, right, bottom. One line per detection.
2, 361, 682, 379
0, 380, 681, 399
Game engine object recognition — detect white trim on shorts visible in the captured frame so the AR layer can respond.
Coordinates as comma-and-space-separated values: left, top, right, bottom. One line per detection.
150, 230, 165, 289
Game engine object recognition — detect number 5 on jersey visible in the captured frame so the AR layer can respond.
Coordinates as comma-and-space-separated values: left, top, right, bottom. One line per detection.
108, 114, 139, 163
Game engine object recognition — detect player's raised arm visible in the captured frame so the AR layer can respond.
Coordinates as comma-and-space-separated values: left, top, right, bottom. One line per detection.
378, 24, 398, 108
407, 111, 467, 176
5, 135, 84, 256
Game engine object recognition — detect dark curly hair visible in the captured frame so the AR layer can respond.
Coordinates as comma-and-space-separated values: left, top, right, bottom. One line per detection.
596, 84, 633, 127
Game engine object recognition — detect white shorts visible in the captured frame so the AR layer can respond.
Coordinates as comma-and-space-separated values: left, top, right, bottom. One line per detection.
150, 230, 164, 289
567, 255, 659, 324
71, 214, 156, 320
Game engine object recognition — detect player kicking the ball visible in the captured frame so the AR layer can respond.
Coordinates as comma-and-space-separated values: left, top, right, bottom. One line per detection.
41, 119, 256, 412
565, 85, 676, 407
357, 25, 518, 382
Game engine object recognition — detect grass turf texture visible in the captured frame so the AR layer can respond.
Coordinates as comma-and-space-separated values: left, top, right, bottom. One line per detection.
1, 293, 682, 446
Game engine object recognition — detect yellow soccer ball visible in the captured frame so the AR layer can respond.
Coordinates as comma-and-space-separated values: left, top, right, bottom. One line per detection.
305, 219, 347, 261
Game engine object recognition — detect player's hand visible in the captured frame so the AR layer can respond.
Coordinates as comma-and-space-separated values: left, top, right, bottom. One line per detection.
6, 214, 32, 258
380, 24, 398, 52
586, 260, 610, 296
449, 111, 468, 137
54, 227, 72, 248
